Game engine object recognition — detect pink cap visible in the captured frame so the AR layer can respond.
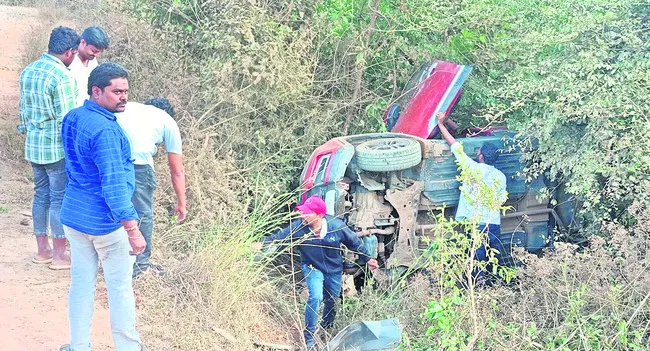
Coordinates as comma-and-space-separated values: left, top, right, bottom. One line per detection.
296, 195, 327, 216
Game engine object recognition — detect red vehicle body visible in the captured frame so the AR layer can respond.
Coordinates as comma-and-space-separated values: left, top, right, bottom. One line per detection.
387, 61, 469, 138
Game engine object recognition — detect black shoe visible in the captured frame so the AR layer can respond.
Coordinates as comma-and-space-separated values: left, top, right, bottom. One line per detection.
133, 265, 148, 278
149, 263, 166, 276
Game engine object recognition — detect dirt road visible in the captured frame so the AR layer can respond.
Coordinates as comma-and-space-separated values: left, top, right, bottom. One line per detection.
0, 5, 116, 351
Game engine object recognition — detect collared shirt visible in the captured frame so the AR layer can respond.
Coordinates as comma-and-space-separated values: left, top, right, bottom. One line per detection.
68, 55, 98, 107
60, 100, 139, 235
451, 142, 508, 225
115, 102, 183, 171
312, 218, 328, 239
18, 53, 77, 164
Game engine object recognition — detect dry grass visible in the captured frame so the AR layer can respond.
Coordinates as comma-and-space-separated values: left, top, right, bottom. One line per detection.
134, 246, 297, 350
0, 2, 50, 205
481, 229, 650, 350
16, 3, 292, 349
12, 1, 650, 350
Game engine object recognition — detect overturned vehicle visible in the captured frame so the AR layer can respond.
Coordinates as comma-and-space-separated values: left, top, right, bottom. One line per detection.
299, 61, 579, 274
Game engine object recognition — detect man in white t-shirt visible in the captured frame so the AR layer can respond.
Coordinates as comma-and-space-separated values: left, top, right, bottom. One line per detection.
437, 112, 508, 280
116, 98, 187, 277
69, 26, 110, 106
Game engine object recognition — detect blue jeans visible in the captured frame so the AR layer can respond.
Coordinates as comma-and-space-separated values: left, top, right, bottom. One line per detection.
302, 264, 342, 346
31, 159, 66, 238
132, 165, 156, 274
65, 225, 141, 351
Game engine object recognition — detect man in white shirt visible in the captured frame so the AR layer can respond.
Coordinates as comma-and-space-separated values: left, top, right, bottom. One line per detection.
68, 26, 110, 106
437, 112, 508, 280
116, 98, 187, 277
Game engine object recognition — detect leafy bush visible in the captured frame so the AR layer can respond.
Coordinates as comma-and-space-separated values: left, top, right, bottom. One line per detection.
125, 0, 650, 231
21, 0, 650, 349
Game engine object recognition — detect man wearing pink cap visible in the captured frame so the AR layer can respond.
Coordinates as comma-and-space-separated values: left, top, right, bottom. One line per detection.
263, 195, 378, 349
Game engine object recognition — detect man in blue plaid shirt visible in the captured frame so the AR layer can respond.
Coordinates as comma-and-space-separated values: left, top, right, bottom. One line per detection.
18, 26, 80, 270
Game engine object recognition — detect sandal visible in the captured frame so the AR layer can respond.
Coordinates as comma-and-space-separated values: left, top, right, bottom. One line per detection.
49, 263, 71, 270
32, 256, 53, 264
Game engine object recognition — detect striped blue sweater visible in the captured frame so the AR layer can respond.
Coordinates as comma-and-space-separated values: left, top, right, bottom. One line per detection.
60, 100, 139, 235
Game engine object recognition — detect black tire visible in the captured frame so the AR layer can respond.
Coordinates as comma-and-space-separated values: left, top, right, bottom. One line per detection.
356, 138, 422, 172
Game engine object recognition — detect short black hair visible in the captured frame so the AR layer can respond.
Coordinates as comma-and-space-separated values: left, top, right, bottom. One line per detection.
82, 26, 110, 49
145, 97, 176, 118
48, 26, 81, 55
87, 62, 128, 95
480, 143, 499, 165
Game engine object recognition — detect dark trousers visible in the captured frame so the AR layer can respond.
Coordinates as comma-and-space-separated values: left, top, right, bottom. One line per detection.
474, 224, 507, 283
132, 164, 157, 275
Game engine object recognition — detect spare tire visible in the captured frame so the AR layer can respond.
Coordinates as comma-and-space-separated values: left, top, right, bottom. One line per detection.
356, 138, 422, 172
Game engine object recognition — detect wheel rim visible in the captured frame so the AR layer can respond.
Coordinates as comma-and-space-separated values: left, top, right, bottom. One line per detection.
367, 139, 411, 151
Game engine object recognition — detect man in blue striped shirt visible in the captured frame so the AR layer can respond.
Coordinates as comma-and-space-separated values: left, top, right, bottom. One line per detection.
59, 63, 147, 351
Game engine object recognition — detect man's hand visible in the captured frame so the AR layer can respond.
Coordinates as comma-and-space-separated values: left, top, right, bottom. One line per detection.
168, 153, 186, 223
127, 229, 147, 256
367, 258, 379, 271
437, 111, 457, 146
436, 111, 446, 126
174, 201, 187, 222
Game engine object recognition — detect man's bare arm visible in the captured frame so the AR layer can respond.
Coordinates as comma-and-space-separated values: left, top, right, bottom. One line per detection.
437, 112, 457, 146
168, 153, 187, 222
